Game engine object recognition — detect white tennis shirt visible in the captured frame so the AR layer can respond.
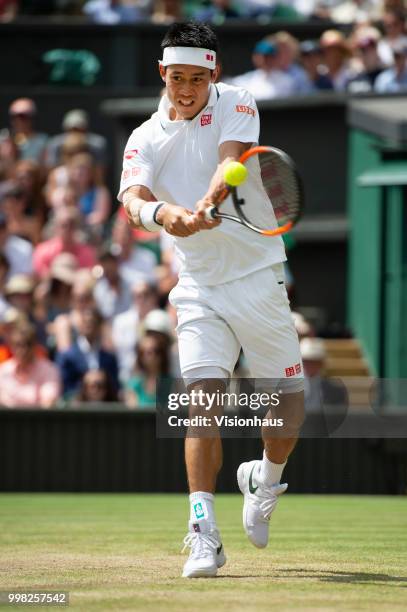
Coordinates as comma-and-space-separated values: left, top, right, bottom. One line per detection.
118, 82, 286, 286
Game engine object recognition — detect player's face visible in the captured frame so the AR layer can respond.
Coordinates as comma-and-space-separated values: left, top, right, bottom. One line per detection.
160, 64, 217, 120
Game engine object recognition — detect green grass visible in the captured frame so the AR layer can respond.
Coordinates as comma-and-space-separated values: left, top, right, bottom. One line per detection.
0, 494, 406, 611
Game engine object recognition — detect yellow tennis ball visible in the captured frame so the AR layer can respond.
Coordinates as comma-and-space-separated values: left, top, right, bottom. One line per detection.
224, 161, 248, 187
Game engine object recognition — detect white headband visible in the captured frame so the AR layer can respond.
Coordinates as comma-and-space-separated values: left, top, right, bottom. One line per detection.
160, 46, 216, 70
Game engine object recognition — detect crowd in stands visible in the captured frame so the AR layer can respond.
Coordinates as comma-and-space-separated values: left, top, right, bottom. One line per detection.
0, 98, 181, 409
227, 9, 407, 97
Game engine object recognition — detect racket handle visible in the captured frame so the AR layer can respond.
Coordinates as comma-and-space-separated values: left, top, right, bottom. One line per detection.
205, 206, 218, 221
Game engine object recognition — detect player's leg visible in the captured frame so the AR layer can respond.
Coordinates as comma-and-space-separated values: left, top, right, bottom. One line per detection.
170, 284, 240, 577
217, 264, 304, 547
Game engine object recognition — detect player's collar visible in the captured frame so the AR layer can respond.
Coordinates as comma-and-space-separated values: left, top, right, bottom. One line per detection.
158, 84, 220, 128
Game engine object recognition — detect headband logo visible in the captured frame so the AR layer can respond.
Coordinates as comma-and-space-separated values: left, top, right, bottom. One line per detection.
206, 53, 214, 61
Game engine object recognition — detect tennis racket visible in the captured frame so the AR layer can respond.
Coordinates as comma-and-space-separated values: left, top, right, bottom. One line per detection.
205, 146, 304, 236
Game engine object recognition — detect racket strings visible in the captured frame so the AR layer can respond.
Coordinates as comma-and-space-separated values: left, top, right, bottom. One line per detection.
260, 153, 301, 226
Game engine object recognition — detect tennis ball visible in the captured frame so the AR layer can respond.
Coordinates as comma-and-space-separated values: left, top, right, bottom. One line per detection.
224, 161, 248, 187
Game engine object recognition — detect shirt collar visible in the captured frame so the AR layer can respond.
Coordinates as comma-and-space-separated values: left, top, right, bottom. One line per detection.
157, 83, 219, 127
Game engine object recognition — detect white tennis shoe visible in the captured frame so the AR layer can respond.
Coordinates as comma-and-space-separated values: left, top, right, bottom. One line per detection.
182, 519, 226, 578
237, 459, 288, 548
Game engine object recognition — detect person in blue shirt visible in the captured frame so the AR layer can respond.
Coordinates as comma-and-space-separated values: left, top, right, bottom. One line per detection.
375, 41, 407, 93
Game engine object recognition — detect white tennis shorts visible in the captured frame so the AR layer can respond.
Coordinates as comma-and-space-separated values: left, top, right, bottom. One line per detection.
169, 264, 303, 391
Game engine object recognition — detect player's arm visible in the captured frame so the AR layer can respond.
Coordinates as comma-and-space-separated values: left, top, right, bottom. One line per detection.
195, 140, 252, 227
123, 185, 200, 238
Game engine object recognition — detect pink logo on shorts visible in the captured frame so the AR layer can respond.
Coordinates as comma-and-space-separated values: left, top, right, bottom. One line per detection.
285, 363, 301, 377
201, 114, 212, 126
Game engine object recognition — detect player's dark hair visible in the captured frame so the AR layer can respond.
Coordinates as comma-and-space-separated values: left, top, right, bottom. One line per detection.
161, 21, 218, 53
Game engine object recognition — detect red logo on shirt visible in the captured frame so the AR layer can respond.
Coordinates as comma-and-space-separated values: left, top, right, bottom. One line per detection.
124, 149, 138, 160
122, 167, 141, 180
285, 363, 302, 377
236, 105, 256, 117
201, 114, 212, 126
205, 53, 214, 61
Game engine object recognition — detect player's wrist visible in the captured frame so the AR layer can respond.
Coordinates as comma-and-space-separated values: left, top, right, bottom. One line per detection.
140, 202, 165, 232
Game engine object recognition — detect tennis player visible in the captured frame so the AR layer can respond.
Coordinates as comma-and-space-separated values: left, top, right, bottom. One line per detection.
118, 22, 304, 578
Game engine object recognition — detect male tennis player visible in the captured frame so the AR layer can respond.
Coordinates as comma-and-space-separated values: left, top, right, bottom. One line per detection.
119, 22, 304, 578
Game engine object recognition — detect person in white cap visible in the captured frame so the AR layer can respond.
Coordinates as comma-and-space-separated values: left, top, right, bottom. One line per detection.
119, 21, 304, 578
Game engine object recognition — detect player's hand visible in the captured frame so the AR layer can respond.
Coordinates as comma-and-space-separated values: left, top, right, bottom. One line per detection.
156, 203, 201, 237
194, 199, 221, 230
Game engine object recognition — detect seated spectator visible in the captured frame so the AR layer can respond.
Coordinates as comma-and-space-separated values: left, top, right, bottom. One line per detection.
0, 0, 18, 21
300, 40, 333, 91
56, 306, 119, 398
378, 8, 407, 66
151, 0, 182, 24
0, 129, 19, 181
74, 368, 119, 404
4, 274, 48, 347
125, 332, 172, 409
67, 152, 111, 238
227, 38, 296, 101
93, 245, 132, 320
45, 133, 89, 207
330, 0, 382, 24
7, 98, 48, 163
375, 39, 407, 92
46, 109, 107, 172
111, 215, 157, 286
0, 180, 42, 244
84, 0, 151, 23
112, 279, 160, 383
274, 31, 312, 94
141, 307, 180, 376
14, 159, 48, 226
300, 337, 347, 437
33, 207, 96, 278
53, 268, 97, 352
0, 211, 33, 278
320, 30, 356, 91
0, 321, 61, 408
347, 27, 385, 93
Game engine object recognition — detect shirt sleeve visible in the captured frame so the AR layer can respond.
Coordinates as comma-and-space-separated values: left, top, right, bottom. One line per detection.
217, 87, 260, 147
117, 128, 154, 202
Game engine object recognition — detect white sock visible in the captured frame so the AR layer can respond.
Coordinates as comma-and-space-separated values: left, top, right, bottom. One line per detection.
259, 450, 286, 486
189, 491, 216, 525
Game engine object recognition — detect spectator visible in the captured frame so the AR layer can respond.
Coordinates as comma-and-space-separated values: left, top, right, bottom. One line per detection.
375, 39, 407, 92
33, 207, 96, 278
67, 152, 111, 237
53, 269, 97, 352
274, 31, 312, 94
299, 40, 333, 91
14, 160, 47, 227
125, 332, 171, 408
7, 98, 48, 163
111, 215, 157, 286
0, 180, 42, 244
141, 307, 180, 376
378, 8, 407, 66
0, 252, 10, 321
347, 27, 385, 93
75, 368, 119, 404
228, 38, 296, 100
45, 133, 89, 208
112, 279, 160, 383
0, 211, 33, 278
56, 306, 119, 398
4, 274, 48, 347
46, 109, 107, 171
84, 0, 151, 23
0, 0, 18, 21
300, 337, 347, 436
93, 246, 132, 319
0, 129, 19, 181
330, 0, 382, 23
151, 0, 182, 23
320, 30, 356, 91
0, 321, 61, 408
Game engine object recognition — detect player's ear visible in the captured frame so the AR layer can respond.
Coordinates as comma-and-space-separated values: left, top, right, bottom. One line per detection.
159, 63, 166, 82
211, 64, 220, 83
